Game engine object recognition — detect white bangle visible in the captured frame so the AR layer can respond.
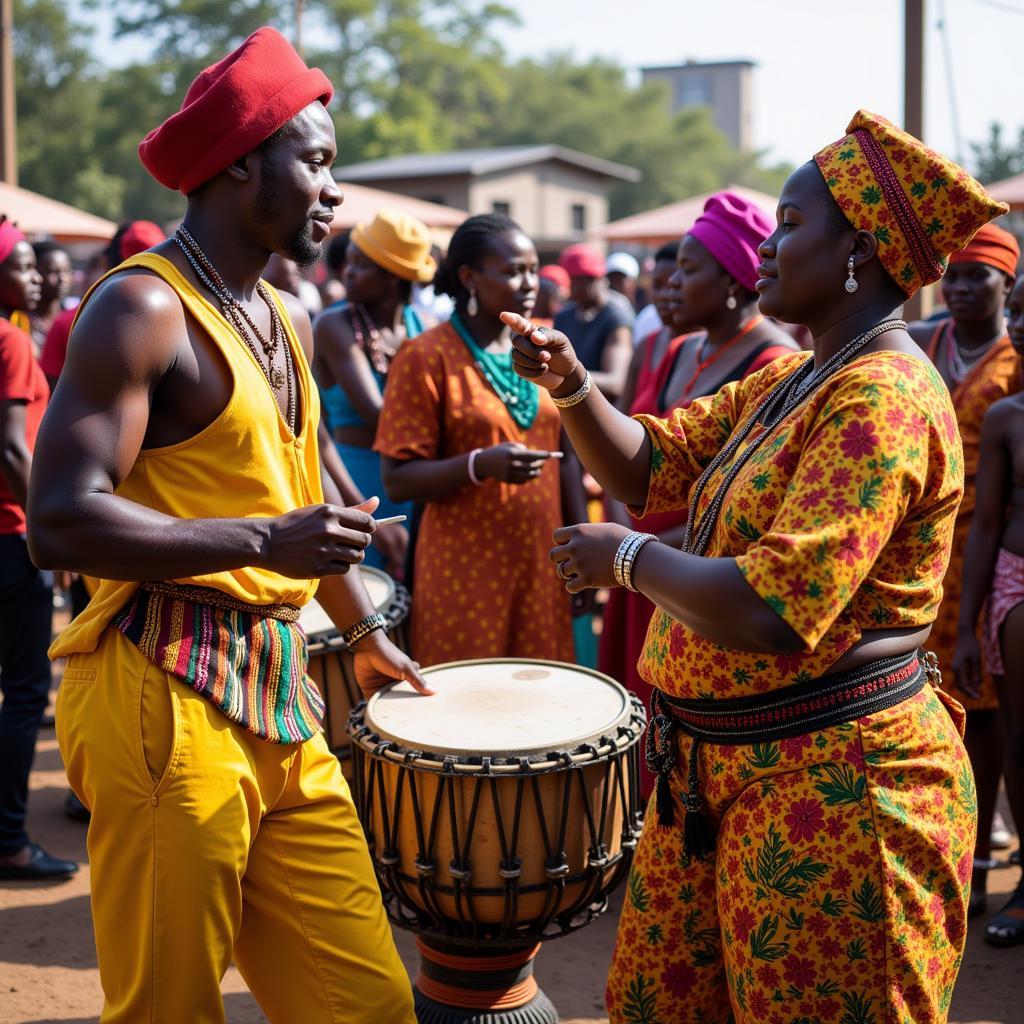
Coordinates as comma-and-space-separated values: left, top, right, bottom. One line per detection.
467, 448, 484, 486
550, 371, 592, 409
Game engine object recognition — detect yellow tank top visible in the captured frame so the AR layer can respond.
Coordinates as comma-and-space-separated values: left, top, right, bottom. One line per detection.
51, 252, 323, 659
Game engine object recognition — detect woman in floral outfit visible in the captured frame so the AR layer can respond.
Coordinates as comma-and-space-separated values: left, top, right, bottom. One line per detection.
501, 111, 1007, 1023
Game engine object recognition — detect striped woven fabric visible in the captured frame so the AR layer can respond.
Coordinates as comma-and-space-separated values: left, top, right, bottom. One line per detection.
114, 587, 325, 744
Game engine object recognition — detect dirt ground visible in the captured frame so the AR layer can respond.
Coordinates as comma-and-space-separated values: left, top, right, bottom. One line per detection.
1, 709, 1021, 1023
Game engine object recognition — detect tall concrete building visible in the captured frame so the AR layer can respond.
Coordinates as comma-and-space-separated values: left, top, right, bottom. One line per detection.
640, 59, 754, 152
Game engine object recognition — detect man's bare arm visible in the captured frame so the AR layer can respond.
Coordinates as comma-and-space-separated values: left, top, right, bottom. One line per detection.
28, 274, 373, 580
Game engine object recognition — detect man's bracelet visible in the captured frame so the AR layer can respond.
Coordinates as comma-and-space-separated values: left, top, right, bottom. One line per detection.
342, 612, 387, 649
550, 371, 593, 409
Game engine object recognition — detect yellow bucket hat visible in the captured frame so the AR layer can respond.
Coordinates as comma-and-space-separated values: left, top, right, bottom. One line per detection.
350, 208, 437, 284
814, 110, 1009, 296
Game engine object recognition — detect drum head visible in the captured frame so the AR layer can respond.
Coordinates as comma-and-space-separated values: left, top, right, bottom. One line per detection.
299, 566, 397, 640
364, 659, 631, 758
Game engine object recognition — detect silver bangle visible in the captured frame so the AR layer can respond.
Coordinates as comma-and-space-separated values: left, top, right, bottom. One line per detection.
613, 532, 657, 591
342, 612, 387, 649
550, 371, 592, 409
467, 448, 484, 486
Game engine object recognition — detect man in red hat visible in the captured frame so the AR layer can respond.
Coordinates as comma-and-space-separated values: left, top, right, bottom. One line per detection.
553, 243, 633, 401
28, 27, 422, 1023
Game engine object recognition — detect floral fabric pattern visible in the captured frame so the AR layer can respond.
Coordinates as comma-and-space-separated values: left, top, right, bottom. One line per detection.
606, 686, 976, 1024
923, 324, 1020, 710
635, 351, 964, 699
813, 109, 1007, 296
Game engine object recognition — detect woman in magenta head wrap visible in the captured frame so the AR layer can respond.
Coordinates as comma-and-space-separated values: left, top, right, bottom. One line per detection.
599, 193, 798, 780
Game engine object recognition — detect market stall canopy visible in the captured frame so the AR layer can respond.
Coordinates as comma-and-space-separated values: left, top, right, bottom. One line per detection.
592, 184, 778, 246
0, 180, 118, 243
986, 171, 1024, 211
333, 182, 467, 231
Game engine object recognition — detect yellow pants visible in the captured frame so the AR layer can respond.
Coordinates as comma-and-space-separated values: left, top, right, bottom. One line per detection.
56, 627, 415, 1024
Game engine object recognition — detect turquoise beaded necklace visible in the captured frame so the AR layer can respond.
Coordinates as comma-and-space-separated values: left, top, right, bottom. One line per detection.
450, 310, 539, 430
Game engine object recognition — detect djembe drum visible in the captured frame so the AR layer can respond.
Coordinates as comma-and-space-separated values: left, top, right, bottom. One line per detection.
302, 565, 410, 778
348, 659, 646, 1023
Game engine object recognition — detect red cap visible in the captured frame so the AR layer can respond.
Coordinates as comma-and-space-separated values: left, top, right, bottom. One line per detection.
538, 264, 570, 292
138, 27, 333, 195
120, 221, 166, 260
558, 243, 605, 279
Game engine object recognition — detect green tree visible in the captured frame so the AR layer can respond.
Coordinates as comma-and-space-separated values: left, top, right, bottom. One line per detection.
970, 122, 1024, 184
471, 56, 789, 218
13, 0, 124, 218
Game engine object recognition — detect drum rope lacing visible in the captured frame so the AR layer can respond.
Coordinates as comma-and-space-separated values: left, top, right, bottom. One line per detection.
349, 691, 647, 943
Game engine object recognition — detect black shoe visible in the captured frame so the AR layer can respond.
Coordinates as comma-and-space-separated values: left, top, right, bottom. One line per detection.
0, 843, 78, 881
64, 790, 91, 823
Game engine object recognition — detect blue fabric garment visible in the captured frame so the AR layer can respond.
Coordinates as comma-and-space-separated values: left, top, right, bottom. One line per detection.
320, 305, 423, 431
318, 303, 422, 567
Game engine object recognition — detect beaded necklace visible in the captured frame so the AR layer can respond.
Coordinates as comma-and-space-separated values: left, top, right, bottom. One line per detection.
678, 315, 764, 401
348, 302, 397, 375
174, 226, 296, 433
681, 319, 905, 557
450, 310, 539, 430
943, 319, 1003, 385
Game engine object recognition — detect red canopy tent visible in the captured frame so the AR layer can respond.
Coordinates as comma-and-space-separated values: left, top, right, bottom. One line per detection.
0, 180, 118, 243
592, 185, 778, 247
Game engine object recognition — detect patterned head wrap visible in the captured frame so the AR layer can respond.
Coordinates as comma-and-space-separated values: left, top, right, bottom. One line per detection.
814, 110, 1009, 296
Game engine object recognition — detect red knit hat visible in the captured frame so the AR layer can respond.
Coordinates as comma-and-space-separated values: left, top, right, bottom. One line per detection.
138, 27, 333, 195
558, 243, 606, 279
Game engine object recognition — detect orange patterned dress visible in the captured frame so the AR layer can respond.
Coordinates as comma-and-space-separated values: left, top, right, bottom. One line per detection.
606, 351, 975, 1024
375, 322, 574, 667
923, 322, 1020, 710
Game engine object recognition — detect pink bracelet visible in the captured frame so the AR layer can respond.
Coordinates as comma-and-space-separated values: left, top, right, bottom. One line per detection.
467, 448, 484, 486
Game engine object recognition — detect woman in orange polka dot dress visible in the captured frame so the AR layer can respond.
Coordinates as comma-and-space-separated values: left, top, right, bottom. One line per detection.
503, 111, 1006, 1023
376, 214, 576, 666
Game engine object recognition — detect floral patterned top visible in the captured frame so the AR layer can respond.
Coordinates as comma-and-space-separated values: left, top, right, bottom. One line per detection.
634, 350, 963, 698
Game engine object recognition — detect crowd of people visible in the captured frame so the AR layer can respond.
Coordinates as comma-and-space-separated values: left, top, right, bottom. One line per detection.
0, 23, 1023, 1024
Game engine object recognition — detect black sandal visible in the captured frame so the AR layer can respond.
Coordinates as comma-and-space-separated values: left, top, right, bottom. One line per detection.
985, 883, 1024, 946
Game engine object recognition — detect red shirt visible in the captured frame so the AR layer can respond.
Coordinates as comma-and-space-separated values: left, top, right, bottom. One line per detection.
0, 319, 49, 534
39, 306, 77, 380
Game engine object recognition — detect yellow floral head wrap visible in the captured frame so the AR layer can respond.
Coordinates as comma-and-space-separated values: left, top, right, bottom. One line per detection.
814, 110, 1009, 296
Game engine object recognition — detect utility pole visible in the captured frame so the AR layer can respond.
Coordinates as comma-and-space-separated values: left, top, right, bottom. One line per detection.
904, 0, 928, 320
295, 0, 304, 57
0, 0, 16, 186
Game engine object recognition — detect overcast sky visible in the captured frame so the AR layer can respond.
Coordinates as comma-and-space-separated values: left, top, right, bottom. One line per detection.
84, 0, 1024, 172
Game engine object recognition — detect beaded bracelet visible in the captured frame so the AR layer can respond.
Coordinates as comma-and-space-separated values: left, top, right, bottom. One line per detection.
342, 611, 387, 649
613, 532, 657, 592
550, 371, 593, 409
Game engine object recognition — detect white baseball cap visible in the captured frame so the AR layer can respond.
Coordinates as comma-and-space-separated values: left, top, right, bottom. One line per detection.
606, 252, 640, 279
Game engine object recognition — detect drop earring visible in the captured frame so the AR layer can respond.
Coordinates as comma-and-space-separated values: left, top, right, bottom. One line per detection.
467, 288, 479, 317
845, 256, 859, 294
725, 293, 738, 310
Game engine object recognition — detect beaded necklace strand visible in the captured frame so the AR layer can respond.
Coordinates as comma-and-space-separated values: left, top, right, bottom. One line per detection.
450, 310, 539, 430
678, 315, 764, 401
174, 226, 296, 433
943, 319, 1003, 385
681, 319, 905, 557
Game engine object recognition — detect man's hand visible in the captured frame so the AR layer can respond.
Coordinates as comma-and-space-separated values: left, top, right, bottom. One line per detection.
353, 630, 434, 700
260, 498, 380, 579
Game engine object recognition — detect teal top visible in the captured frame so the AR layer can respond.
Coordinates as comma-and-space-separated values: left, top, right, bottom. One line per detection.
320, 303, 425, 431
